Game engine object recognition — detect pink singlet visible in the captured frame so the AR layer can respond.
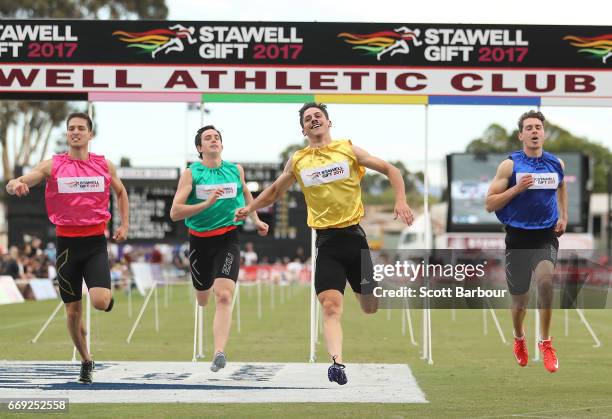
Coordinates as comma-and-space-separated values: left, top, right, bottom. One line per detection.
45, 153, 111, 236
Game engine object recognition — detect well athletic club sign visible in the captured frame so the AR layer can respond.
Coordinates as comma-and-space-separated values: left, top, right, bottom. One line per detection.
0, 20, 611, 98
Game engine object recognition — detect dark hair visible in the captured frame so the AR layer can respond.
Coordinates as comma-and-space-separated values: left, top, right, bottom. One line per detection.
194, 125, 222, 158
66, 112, 93, 131
298, 102, 329, 128
518, 110, 545, 132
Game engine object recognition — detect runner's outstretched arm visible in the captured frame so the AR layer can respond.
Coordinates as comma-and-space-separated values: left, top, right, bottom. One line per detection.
6, 159, 52, 197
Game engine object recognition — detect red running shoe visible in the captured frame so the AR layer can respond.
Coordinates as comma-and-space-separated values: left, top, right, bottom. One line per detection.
538, 338, 559, 373
513, 336, 528, 367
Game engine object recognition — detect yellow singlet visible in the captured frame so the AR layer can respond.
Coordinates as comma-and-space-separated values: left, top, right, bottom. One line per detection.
292, 139, 365, 229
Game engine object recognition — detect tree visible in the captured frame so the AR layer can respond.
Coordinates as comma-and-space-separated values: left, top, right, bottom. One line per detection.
0, 1, 168, 180
361, 160, 418, 194
465, 121, 612, 192
543, 126, 612, 193
465, 123, 514, 153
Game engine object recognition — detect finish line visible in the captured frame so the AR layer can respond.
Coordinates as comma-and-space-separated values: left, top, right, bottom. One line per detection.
0, 361, 427, 403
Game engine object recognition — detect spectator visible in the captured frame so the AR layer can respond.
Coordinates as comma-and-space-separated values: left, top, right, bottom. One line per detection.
241, 242, 258, 266
122, 244, 134, 264
45, 242, 57, 264
22, 243, 34, 258
108, 243, 119, 264
151, 245, 163, 264
286, 257, 303, 283
110, 261, 130, 289
48, 263, 57, 281
295, 246, 306, 263
23, 259, 39, 279
0, 247, 20, 278
31, 237, 44, 256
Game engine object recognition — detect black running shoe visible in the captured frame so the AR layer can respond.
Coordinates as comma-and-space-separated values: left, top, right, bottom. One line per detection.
327, 356, 347, 385
79, 360, 95, 384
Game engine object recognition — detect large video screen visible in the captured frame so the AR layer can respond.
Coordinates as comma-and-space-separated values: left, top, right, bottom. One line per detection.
447, 153, 588, 233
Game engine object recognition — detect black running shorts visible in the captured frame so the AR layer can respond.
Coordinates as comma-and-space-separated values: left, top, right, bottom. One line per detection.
55, 235, 111, 303
504, 226, 559, 295
188, 229, 241, 291
314, 224, 374, 295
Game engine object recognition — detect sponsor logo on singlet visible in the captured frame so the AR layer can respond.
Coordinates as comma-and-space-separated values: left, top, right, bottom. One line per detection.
57, 176, 105, 193
300, 160, 350, 187
516, 172, 559, 189
195, 183, 238, 200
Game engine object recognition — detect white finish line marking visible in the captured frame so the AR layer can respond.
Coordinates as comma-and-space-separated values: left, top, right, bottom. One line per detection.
0, 361, 427, 403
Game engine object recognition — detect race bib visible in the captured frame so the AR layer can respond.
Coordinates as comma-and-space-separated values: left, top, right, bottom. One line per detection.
517, 172, 559, 189
57, 177, 105, 193
300, 161, 350, 187
195, 183, 238, 200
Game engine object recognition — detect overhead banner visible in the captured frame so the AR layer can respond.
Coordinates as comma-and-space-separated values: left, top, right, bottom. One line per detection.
1, 20, 611, 100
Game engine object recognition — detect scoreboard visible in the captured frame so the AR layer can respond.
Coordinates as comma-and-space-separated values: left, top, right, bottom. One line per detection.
238, 162, 311, 261
112, 167, 187, 243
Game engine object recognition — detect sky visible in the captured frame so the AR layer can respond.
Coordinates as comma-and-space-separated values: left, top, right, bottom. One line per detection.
67, 0, 612, 186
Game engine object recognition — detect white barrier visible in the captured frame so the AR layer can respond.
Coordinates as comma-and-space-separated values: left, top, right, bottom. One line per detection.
0, 276, 24, 305
28, 279, 58, 301
309, 230, 317, 363
130, 262, 157, 296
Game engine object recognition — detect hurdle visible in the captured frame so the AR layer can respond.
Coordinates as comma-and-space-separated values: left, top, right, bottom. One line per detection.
483, 304, 508, 344
402, 298, 417, 346
192, 301, 203, 362
31, 300, 64, 344
126, 282, 159, 343
233, 282, 241, 333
